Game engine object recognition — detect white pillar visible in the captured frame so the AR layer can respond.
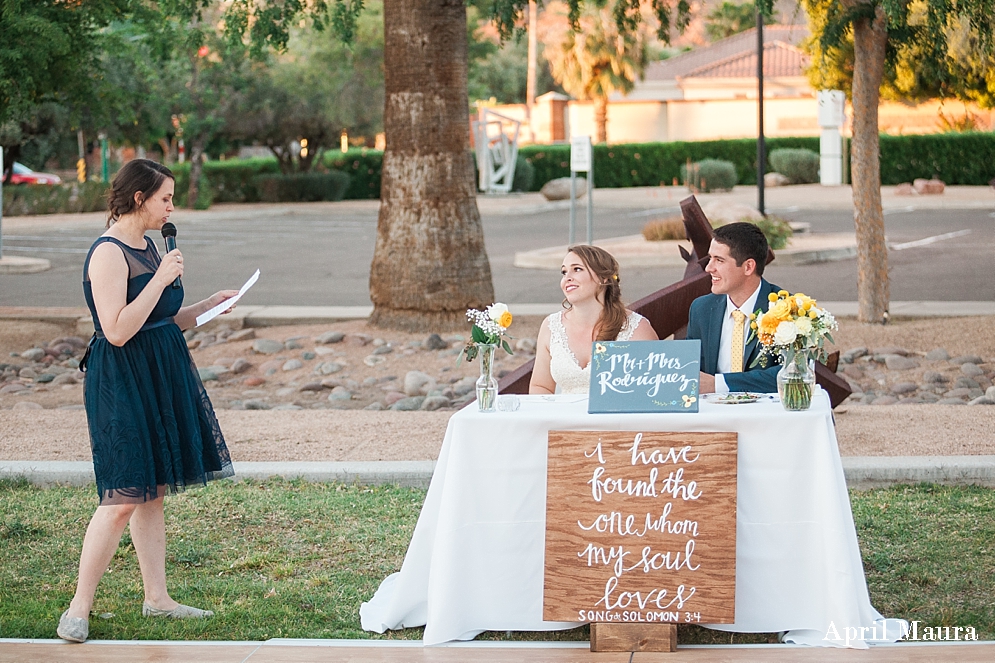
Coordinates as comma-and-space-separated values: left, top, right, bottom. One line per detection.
817, 90, 846, 186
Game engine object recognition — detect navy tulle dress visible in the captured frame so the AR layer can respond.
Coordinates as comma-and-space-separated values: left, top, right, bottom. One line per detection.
82, 235, 233, 504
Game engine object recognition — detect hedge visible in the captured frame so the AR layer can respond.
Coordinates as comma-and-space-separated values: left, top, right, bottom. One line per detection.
2, 181, 109, 216
520, 132, 995, 190
253, 171, 351, 202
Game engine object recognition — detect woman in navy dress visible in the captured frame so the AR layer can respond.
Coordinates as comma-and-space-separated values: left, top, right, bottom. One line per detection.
58, 160, 236, 643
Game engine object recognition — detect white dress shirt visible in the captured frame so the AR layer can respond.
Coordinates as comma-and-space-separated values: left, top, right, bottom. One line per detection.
714, 282, 762, 393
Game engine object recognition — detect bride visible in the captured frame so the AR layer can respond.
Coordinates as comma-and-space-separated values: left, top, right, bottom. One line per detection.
530, 245, 658, 394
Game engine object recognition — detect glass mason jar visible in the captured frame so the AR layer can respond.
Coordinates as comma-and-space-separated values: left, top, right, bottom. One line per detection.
777, 348, 816, 411
475, 343, 499, 412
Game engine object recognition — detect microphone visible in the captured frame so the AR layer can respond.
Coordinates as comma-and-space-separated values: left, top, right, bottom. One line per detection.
160, 222, 181, 290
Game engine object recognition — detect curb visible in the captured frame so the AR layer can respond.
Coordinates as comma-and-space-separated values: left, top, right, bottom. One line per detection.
0, 256, 51, 275
3, 457, 994, 491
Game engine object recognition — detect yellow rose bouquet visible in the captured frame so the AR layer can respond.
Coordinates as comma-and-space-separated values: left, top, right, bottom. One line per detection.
750, 291, 837, 410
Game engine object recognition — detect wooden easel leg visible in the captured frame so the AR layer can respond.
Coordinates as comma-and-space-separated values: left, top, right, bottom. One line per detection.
589, 623, 678, 652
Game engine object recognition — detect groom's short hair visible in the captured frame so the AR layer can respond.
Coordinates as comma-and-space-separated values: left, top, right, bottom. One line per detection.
713, 222, 769, 276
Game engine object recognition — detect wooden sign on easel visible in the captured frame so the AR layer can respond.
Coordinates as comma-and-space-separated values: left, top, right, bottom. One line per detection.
543, 431, 738, 652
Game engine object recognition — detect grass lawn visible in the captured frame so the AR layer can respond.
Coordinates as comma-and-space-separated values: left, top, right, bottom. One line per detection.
1, 479, 992, 643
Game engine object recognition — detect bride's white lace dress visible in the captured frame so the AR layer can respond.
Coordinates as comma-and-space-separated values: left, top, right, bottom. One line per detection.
547, 310, 646, 394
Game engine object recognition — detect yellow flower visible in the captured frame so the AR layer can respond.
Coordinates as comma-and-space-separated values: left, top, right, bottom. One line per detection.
778, 290, 789, 297
809, 309, 818, 319
768, 292, 779, 303
768, 298, 792, 322
751, 321, 758, 330
498, 311, 513, 328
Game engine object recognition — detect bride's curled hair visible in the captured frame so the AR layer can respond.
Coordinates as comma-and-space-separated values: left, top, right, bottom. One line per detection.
564, 245, 628, 342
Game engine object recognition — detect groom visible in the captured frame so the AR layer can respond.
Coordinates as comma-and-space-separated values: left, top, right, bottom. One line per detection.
687, 222, 780, 394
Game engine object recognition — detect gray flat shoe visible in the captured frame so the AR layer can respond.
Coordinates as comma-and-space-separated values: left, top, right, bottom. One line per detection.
57, 610, 88, 643
142, 602, 214, 618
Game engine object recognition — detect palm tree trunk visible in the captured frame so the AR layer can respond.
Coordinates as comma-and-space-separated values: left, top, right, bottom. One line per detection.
594, 96, 608, 143
850, 7, 890, 323
369, 0, 494, 331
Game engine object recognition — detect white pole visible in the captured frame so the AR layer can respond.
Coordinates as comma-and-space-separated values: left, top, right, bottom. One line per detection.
0, 146, 4, 259
569, 170, 577, 245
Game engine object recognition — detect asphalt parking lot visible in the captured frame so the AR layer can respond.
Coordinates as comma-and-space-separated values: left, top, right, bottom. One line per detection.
1, 192, 993, 307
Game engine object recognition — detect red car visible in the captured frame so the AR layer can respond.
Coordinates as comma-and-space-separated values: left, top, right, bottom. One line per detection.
10, 162, 62, 185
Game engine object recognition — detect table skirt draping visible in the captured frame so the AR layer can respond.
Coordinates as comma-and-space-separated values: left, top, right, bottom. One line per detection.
360, 391, 906, 648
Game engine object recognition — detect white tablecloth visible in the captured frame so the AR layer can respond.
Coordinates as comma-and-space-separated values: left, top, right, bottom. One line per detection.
361, 390, 905, 648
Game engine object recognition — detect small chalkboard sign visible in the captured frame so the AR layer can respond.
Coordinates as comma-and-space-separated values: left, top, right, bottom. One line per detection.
588, 340, 701, 414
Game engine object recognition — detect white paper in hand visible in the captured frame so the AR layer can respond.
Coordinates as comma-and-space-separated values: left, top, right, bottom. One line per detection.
195, 269, 260, 327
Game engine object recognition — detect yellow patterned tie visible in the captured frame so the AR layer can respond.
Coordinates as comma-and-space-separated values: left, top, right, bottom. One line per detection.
730, 310, 746, 373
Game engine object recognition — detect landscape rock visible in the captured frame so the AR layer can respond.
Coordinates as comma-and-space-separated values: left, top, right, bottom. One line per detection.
420, 396, 451, 411
259, 359, 284, 374
390, 396, 425, 411
35, 373, 56, 383
875, 346, 909, 357
540, 176, 586, 201
243, 400, 272, 410
913, 178, 945, 195
987, 386, 995, 400
230, 358, 251, 374
700, 201, 763, 224
961, 363, 984, 377
198, 366, 225, 382
924, 348, 949, 361
20, 348, 45, 362
52, 372, 81, 385
19, 368, 38, 380
373, 345, 393, 355
890, 382, 918, 395
347, 334, 372, 347
843, 366, 864, 380
871, 396, 897, 405
363, 402, 384, 410
884, 355, 919, 371
384, 391, 407, 406
404, 370, 434, 396
317, 361, 344, 375
452, 377, 476, 396
936, 398, 966, 405
243, 376, 265, 387
227, 329, 256, 342
968, 396, 995, 405
922, 371, 947, 384
951, 355, 982, 364
329, 387, 352, 401
364, 355, 386, 367
841, 347, 868, 363
301, 351, 316, 361
282, 359, 304, 371
954, 377, 980, 390
424, 334, 448, 350
944, 388, 973, 399
299, 382, 324, 392
252, 339, 284, 355
316, 331, 345, 344
764, 172, 792, 187
284, 339, 304, 350
515, 338, 537, 354
12, 401, 43, 410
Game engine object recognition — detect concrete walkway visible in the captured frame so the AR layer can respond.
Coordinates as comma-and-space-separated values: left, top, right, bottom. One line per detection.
2, 638, 993, 662
4, 456, 995, 491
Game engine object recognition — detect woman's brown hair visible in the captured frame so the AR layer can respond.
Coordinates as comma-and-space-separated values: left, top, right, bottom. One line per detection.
563, 244, 628, 342
106, 159, 174, 227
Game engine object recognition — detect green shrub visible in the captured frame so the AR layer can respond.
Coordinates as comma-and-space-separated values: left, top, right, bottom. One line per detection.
769, 148, 820, 183
2, 181, 109, 216
512, 155, 535, 192
747, 215, 793, 250
324, 149, 383, 199
252, 171, 351, 202
681, 159, 737, 192
172, 175, 214, 209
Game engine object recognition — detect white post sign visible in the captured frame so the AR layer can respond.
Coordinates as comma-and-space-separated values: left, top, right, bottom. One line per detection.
569, 135, 594, 245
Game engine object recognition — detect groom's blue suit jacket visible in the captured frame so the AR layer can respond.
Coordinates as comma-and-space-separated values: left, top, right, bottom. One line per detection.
686, 278, 780, 393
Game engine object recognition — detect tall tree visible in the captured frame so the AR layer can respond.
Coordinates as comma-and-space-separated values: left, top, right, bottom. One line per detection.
803, 0, 995, 323
542, 1, 651, 143
224, 0, 691, 330
705, 2, 771, 42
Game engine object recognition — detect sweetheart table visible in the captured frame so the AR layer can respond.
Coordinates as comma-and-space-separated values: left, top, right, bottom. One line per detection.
360, 390, 905, 648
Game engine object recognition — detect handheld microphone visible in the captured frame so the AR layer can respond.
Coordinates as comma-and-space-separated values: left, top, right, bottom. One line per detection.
160, 222, 181, 290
